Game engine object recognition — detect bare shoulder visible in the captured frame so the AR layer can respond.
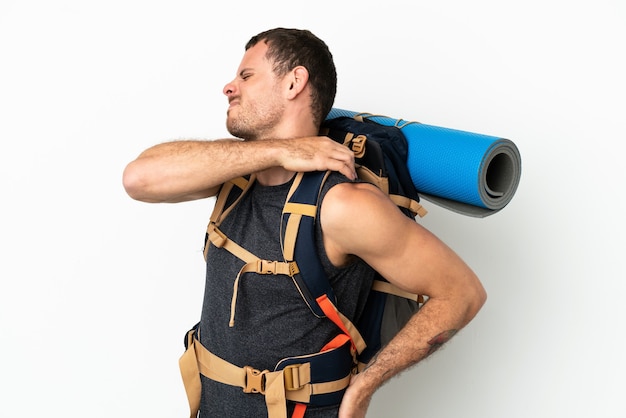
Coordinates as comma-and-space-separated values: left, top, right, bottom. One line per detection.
320, 181, 477, 296
319, 181, 421, 266
320, 181, 401, 227
321, 180, 422, 239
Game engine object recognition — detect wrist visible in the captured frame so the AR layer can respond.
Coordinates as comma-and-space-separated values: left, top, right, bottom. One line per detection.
347, 371, 376, 404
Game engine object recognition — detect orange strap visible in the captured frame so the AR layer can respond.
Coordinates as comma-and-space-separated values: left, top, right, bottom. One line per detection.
316, 294, 366, 354
321, 333, 352, 352
292, 403, 307, 418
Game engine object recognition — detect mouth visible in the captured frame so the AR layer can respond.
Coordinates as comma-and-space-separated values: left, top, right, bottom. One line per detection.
228, 98, 240, 109
226, 102, 237, 117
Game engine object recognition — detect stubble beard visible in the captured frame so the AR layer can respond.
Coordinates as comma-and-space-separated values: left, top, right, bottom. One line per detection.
226, 98, 285, 141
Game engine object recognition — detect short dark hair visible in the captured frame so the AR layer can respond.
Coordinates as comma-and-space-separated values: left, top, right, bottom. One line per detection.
246, 28, 337, 127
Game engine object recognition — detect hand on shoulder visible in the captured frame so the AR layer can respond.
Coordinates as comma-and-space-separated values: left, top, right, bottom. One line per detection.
275, 136, 357, 180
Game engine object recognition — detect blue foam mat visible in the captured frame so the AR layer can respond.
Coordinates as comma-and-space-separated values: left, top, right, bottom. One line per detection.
326, 108, 522, 217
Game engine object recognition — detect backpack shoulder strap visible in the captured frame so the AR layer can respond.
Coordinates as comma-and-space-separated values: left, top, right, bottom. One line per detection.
281, 171, 367, 354
281, 171, 334, 317
203, 175, 256, 261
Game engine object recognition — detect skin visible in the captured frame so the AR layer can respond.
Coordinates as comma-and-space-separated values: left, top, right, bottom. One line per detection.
123, 41, 487, 418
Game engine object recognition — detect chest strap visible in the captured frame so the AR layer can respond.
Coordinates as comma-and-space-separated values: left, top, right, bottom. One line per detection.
179, 328, 354, 418
208, 222, 300, 326
204, 175, 303, 327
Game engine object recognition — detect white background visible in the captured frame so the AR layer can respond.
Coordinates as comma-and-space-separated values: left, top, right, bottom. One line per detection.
1, 0, 624, 417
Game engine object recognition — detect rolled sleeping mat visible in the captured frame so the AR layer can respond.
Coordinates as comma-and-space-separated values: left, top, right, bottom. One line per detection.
326, 108, 522, 218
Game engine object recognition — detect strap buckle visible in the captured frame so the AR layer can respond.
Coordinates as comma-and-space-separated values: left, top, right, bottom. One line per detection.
351, 135, 367, 158
209, 225, 227, 248
288, 261, 300, 277
243, 366, 269, 394
283, 364, 304, 391
257, 260, 278, 274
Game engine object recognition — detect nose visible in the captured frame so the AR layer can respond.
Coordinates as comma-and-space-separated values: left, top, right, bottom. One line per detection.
223, 79, 236, 97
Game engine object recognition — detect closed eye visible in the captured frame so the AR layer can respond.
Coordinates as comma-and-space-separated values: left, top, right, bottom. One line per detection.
239, 69, 253, 80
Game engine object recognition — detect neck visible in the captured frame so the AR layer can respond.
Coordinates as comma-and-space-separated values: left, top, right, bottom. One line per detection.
255, 166, 295, 186
255, 109, 318, 186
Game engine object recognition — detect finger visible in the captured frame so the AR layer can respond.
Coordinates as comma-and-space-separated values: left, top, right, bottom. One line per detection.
334, 159, 357, 180
336, 153, 356, 180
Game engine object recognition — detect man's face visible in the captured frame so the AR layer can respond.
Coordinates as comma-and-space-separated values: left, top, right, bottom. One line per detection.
223, 42, 285, 140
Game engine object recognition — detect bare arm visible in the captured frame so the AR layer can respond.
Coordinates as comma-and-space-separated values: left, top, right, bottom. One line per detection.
320, 182, 487, 418
122, 136, 356, 203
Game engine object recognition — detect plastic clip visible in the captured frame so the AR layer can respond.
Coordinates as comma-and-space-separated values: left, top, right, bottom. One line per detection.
243, 366, 268, 394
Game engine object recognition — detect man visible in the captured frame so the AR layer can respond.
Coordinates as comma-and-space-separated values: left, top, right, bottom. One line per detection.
123, 28, 486, 418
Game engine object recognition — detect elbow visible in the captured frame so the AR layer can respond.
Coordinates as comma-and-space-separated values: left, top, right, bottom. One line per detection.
475, 282, 488, 313
465, 276, 487, 323
122, 161, 151, 202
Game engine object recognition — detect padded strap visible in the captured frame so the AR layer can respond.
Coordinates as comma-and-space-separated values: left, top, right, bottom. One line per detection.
281, 171, 338, 318
281, 172, 319, 261
179, 333, 352, 418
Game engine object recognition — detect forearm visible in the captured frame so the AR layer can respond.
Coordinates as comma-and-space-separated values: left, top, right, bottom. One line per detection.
123, 138, 285, 203
343, 292, 485, 413
363, 298, 462, 385
123, 136, 356, 203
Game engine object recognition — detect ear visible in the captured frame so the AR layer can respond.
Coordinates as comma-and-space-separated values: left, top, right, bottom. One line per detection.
285, 66, 309, 100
